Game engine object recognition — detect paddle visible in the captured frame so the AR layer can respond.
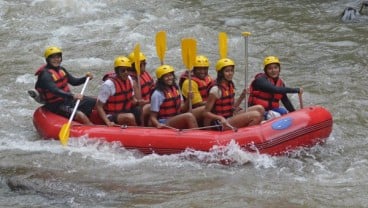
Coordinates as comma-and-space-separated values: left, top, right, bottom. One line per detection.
182, 124, 222, 131
134, 44, 142, 99
242, 32, 251, 110
219, 32, 227, 59
59, 77, 90, 146
181, 38, 197, 112
299, 93, 304, 109
155, 31, 166, 65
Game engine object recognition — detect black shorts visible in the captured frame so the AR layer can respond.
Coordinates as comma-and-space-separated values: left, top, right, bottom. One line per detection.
45, 96, 96, 119
210, 120, 224, 131
107, 106, 141, 125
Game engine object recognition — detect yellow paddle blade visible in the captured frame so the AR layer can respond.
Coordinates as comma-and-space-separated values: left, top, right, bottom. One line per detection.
59, 123, 71, 146
242, 31, 251, 37
181, 38, 197, 70
155, 31, 166, 65
219, 32, 227, 59
134, 44, 141, 75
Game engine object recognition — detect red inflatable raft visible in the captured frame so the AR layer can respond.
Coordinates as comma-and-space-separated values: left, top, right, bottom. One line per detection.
33, 106, 333, 156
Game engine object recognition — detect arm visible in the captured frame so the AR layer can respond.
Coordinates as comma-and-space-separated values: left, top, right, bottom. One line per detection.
149, 90, 164, 128
233, 89, 246, 109
96, 99, 114, 126
131, 78, 139, 106
96, 81, 115, 126
182, 80, 204, 107
63, 68, 88, 86
281, 95, 296, 112
149, 111, 163, 128
253, 76, 300, 94
202, 86, 227, 124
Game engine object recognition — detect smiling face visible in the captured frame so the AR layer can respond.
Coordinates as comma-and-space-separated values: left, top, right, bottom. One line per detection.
264, 63, 280, 79
47, 53, 62, 67
222, 65, 234, 81
161, 72, 175, 86
115, 66, 130, 80
193, 67, 209, 80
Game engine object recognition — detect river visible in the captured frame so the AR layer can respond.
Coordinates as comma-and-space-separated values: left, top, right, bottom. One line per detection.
0, 0, 367, 207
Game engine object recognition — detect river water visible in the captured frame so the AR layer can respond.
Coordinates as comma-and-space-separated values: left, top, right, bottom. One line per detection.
1, 0, 367, 207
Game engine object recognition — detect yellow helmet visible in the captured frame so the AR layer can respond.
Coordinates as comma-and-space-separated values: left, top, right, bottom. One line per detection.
263, 56, 280, 68
114, 56, 131, 68
194, 55, 210, 68
44, 46, 62, 59
156, 65, 175, 79
215, 58, 235, 71
128, 52, 146, 63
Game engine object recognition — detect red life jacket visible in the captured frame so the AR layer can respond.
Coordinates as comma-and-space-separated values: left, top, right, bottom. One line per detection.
102, 70, 115, 81
213, 82, 235, 118
104, 71, 154, 101
179, 71, 190, 89
104, 77, 134, 114
248, 73, 284, 110
158, 86, 181, 119
35, 65, 71, 104
137, 71, 155, 101
179, 71, 214, 101
190, 76, 214, 101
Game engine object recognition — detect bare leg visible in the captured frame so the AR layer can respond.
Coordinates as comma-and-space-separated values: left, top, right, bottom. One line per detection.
167, 112, 198, 129
247, 105, 265, 117
142, 104, 151, 127
116, 113, 137, 126
75, 111, 94, 125
227, 110, 262, 129
191, 106, 205, 126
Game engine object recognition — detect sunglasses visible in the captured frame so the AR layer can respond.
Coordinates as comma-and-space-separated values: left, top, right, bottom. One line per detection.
133, 61, 147, 67
116, 67, 129, 73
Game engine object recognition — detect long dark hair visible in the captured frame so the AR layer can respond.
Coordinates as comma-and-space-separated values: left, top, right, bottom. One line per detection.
216, 69, 234, 89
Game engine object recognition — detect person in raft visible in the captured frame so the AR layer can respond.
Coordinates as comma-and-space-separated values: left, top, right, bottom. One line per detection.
247, 56, 303, 118
96, 56, 141, 127
203, 58, 264, 130
34, 46, 96, 125
150, 64, 198, 129
127, 51, 155, 126
180, 55, 215, 126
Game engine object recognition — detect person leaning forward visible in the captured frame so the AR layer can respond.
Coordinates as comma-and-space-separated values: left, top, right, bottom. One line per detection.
96, 56, 141, 127
34, 46, 96, 125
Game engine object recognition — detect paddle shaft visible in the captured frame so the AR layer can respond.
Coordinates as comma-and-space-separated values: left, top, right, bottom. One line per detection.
242, 32, 251, 111
188, 70, 192, 112
59, 76, 90, 145
67, 77, 90, 125
299, 93, 304, 109
134, 44, 142, 100
183, 124, 221, 131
